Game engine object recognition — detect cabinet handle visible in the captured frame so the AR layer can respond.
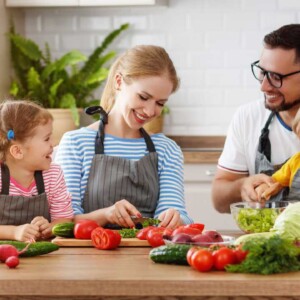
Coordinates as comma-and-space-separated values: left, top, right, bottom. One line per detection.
205, 170, 215, 176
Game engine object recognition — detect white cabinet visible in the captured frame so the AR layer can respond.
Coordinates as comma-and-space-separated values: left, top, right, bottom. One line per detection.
6, 0, 168, 7
184, 164, 239, 231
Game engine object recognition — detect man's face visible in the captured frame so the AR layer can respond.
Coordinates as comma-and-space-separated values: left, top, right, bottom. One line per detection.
259, 47, 300, 112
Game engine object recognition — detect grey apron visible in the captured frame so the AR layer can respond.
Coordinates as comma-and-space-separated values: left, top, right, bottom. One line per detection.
0, 164, 50, 225
254, 112, 289, 201
83, 106, 159, 218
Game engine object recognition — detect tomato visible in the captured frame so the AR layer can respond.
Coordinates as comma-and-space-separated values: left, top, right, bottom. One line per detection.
172, 226, 203, 237
191, 249, 214, 272
186, 247, 199, 266
212, 247, 236, 270
136, 226, 155, 240
184, 223, 205, 232
91, 227, 121, 250
146, 227, 165, 247
232, 245, 248, 263
74, 219, 99, 239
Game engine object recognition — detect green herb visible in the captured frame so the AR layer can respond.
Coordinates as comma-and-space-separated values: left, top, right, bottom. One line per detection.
236, 207, 280, 233
118, 228, 139, 238
141, 218, 160, 228
226, 235, 300, 275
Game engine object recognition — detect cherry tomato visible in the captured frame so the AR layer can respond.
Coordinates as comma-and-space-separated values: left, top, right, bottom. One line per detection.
136, 226, 155, 240
74, 219, 99, 239
191, 249, 214, 272
232, 245, 248, 263
212, 247, 236, 270
91, 227, 121, 250
186, 247, 199, 266
172, 226, 203, 237
184, 223, 205, 232
146, 227, 166, 247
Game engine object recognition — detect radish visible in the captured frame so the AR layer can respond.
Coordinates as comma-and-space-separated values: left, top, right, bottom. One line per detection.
0, 243, 31, 263
5, 256, 19, 268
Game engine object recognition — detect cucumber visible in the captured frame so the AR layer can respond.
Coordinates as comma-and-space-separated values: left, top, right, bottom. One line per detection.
149, 244, 192, 265
52, 222, 75, 238
0, 241, 59, 257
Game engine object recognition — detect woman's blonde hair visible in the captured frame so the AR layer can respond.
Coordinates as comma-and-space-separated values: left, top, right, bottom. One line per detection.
100, 45, 180, 111
0, 100, 53, 161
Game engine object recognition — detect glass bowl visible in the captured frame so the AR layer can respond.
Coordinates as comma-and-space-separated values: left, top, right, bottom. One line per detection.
230, 201, 293, 234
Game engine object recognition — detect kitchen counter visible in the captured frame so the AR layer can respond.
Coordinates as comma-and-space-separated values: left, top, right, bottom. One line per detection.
168, 136, 225, 164
1, 231, 299, 300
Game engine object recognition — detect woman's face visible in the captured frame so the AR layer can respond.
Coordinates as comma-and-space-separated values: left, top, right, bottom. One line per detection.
113, 74, 173, 130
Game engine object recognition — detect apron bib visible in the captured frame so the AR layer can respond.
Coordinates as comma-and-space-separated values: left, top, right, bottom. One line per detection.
255, 112, 289, 201
83, 106, 159, 217
0, 164, 50, 225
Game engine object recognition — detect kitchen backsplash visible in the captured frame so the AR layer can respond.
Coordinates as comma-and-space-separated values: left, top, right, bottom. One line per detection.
23, 0, 300, 135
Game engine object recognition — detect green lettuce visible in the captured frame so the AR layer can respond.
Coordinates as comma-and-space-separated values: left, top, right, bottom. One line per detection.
271, 202, 300, 241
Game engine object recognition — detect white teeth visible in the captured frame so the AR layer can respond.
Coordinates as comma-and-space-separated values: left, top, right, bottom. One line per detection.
135, 112, 147, 121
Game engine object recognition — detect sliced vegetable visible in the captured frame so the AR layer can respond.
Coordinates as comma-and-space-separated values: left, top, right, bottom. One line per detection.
91, 227, 121, 250
118, 228, 139, 238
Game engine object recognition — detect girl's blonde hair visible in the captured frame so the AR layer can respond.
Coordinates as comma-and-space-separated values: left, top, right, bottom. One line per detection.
0, 100, 53, 161
101, 45, 180, 111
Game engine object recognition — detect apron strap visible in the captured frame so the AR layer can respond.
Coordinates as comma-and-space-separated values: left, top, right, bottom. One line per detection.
0, 164, 45, 195
1, 164, 10, 195
258, 111, 275, 162
34, 171, 45, 195
140, 128, 156, 153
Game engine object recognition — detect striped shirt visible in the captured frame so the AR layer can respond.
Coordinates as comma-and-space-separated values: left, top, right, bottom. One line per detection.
55, 127, 193, 224
0, 163, 74, 221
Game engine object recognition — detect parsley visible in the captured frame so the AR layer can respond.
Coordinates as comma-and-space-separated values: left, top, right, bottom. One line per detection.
118, 228, 139, 238
226, 235, 300, 275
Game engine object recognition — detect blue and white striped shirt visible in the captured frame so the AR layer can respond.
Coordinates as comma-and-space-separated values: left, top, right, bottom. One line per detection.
54, 127, 193, 224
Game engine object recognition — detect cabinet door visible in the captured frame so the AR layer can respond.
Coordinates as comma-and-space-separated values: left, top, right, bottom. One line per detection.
184, 164, 239, 231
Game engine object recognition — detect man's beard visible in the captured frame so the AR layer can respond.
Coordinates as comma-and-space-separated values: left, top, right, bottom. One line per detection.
264, 95, 300, 112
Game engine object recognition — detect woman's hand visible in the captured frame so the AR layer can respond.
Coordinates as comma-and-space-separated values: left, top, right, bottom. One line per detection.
106, 199, 141, 228
31, 216, 52, 240
158, 208, 183, 229
14, 224, 40, 242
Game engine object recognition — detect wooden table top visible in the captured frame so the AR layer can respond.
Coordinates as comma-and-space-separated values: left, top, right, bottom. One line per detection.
1, 232, 300, 300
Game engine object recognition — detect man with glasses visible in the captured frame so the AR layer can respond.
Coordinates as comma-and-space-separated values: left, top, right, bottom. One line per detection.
212, 24, 300, 213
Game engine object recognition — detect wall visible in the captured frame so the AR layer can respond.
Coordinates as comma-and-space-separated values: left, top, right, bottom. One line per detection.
0, 0, 24, 100
20, 0, 300, 135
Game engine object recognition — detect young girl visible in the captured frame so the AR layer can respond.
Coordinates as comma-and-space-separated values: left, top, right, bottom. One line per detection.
55, 45, 193, 229
0, 100, 73, 242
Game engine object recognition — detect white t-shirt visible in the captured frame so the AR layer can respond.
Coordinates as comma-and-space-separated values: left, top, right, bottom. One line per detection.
218, 99, 300, 175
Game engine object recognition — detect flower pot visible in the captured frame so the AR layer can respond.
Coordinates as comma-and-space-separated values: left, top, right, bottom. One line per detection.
143, 115, 164, 134
48, 109, 78, 146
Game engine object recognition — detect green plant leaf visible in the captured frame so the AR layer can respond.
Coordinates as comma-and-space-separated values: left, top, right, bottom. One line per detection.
27, 67, 41, 91
59, 93, 79, 126
56, 50, 87, 71
9, 33, 42, 61
49, 79, 64, 107
85, 68, 109, 85
9, 81, 19, 97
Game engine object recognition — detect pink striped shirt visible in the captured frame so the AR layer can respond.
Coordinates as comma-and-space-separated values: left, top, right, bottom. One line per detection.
0, 163, 74, 221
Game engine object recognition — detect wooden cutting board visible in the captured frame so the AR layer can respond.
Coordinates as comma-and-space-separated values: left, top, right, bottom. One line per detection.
52, 237, 150, 247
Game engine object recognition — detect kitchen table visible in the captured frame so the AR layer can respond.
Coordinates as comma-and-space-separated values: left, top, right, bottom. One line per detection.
0, 232, 299, 300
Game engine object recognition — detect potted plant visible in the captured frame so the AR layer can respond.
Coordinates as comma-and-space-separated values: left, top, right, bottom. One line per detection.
8, 23, 129, 145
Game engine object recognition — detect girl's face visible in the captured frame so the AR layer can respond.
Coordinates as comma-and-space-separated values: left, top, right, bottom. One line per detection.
113, 74, 173, 130
21, 120, 54, 171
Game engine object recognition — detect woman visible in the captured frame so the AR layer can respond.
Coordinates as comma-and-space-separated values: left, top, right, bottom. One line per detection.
55, 45, 193, 229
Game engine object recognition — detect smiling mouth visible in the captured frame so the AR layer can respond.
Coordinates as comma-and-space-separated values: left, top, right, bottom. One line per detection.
134, 111, 149, 123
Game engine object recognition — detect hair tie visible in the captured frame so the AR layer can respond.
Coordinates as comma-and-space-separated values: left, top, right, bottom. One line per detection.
7, 129, 15, 141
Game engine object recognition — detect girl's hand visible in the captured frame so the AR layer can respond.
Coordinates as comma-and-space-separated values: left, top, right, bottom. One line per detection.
14, 224, 40, 242
255, 183, 269, 202
158, 208, 183, 229
106, 199, 141, 228
261, 182, 284, 201
31, 216, 52, 240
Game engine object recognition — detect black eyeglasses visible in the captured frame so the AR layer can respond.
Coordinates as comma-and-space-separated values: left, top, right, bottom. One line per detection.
251, 60, 300, 88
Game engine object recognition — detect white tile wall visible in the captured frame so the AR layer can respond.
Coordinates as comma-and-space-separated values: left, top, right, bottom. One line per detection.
23, 0, 300, 135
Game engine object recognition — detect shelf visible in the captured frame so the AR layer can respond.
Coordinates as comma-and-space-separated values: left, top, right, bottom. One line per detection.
6, 0, 168, 7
